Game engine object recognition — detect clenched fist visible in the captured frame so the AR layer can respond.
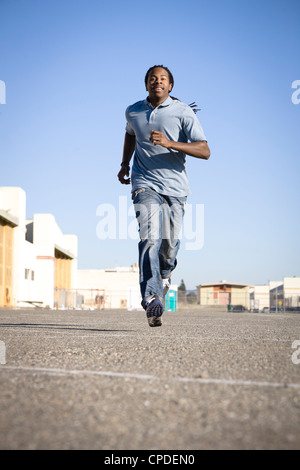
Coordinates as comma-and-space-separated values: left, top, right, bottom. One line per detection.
149, 131, 171, 148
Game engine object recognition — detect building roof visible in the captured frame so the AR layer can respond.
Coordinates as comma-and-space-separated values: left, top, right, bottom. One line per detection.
0, 209, 19, 227
197, 281, 249, 288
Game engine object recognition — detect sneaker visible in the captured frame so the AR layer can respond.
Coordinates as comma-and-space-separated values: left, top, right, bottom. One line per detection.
162, 277, 171, 297
142, 295, 164, 327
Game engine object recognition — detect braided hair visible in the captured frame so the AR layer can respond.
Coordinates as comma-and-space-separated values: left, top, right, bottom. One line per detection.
144, 65, 201, 113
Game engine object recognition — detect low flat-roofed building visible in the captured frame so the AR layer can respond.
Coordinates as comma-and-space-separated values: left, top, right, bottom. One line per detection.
77, 265, 140, 310
197, 281, 250, 310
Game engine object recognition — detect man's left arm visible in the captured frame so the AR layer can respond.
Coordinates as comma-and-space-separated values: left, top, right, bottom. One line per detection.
150, 131, 211, 160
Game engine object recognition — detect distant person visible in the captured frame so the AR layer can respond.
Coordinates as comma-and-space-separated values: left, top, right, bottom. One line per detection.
118, 65, 210, 327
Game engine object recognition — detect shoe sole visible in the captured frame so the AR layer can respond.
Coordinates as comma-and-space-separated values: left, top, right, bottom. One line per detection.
148, 316, 162, 327
146, 299, 163, 327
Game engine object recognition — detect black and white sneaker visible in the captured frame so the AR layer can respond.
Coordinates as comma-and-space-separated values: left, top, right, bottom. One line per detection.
142, 295, 164, 327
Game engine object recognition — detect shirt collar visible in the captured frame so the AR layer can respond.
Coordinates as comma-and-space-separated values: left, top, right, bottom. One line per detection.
144, 95, 173, 108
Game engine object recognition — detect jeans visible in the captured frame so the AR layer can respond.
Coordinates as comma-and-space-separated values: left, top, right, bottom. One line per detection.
132, 187, 186, 301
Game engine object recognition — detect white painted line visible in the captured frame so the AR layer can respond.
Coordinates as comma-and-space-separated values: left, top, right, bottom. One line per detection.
179, 377, 300, 389
1, 365, 300, 389
1, 329, 139, 338
1, 365, 155, 381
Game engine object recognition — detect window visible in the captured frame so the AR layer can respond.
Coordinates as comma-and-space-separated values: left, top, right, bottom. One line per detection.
25, 269, 34, 281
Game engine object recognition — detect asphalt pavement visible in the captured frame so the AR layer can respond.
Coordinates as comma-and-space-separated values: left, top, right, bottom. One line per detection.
0, 307, 299, 450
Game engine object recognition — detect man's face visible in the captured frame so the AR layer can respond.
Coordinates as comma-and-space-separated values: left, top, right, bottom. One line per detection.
146, 67, 173, 102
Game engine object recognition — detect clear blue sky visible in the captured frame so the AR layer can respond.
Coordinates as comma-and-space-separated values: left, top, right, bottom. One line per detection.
1, 0, 299, 289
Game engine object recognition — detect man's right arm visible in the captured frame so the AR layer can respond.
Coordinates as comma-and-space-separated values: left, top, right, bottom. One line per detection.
118, 132, 136, 185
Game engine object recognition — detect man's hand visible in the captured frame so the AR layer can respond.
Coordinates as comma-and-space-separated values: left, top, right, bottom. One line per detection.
150, 129, 210, 160
150, 130, 171, 148
118, 133, 135, 184
118, 165, 131, 185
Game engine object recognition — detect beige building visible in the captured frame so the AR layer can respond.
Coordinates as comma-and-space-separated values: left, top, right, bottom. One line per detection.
197, 281, 250, 310
0, 187, 77, 308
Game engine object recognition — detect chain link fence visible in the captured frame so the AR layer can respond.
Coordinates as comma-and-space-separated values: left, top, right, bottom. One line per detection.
270, 293, 300, 312
53, 288, 300, 312
53, 288, 141, 310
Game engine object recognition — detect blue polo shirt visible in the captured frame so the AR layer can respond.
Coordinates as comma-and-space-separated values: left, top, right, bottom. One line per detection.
125, 96, 207, 197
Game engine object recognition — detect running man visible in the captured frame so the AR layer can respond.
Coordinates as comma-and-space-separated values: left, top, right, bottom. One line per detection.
118, 65, 210, 327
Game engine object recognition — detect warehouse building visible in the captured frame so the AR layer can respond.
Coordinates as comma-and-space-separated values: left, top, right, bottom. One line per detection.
197, 281, 250, 310
0, 187, 77, 308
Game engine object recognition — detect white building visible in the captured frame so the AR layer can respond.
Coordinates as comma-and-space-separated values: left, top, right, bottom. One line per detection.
282, 277, 300, 308
270, 277, 300, 310
248, 278, 300, 312
250, 285, 270, 311
0, 187, 77, 308
77, 265, 141, 310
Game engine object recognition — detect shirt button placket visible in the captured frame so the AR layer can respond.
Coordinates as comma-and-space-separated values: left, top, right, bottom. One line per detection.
149, 108, 156, 126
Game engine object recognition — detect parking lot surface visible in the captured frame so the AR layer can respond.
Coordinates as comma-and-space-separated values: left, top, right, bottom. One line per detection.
0, 308, 299, 450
